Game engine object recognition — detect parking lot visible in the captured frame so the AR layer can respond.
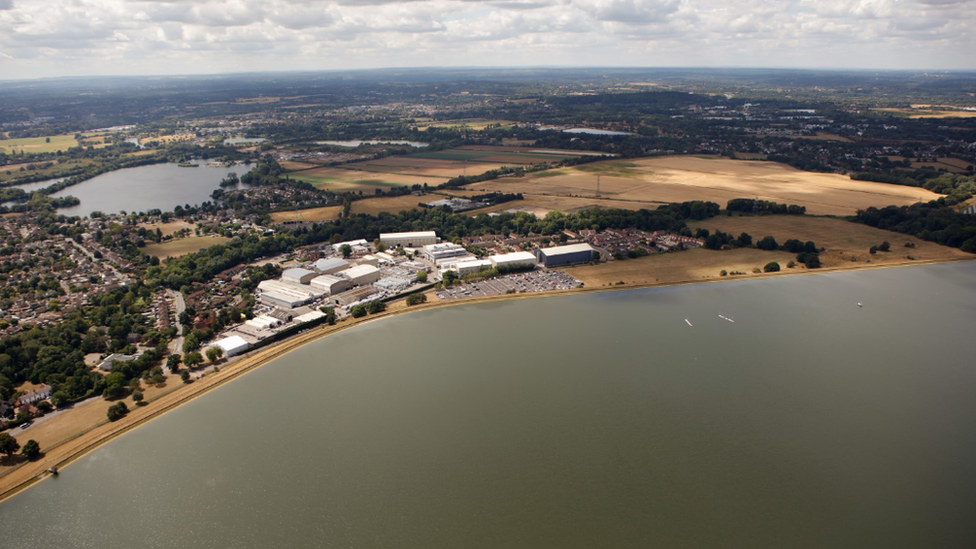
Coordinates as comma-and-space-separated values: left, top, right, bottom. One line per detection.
435, 270, 583, 300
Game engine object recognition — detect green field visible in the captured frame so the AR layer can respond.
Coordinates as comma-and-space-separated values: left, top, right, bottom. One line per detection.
0, 134, 80, 154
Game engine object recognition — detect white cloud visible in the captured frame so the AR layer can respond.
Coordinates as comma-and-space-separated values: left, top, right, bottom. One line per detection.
0, 0, 972, 78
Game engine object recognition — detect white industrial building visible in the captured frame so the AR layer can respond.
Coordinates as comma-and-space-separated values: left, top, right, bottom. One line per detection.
535, 243, 597, 267
375, 276, 412, 292
359, 254, 380, 267
490, 251, 538, 270
282, 267, 318, 285
310, 274, 352, 295
293, 310, 327, 324
422, 242, 469, 265
246, 314, 282, 331
257, 279, 326, 308
338, 264, 381, 286
380, 231, 437, 248
214, 335, 249, 357
313, 257, 350, 274
455, 258, 494, 276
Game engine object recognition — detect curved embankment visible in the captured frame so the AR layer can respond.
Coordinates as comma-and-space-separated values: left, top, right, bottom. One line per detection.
0, 255, 972, 504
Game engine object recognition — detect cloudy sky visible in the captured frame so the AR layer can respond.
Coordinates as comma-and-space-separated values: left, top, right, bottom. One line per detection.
0, 0, 973, 80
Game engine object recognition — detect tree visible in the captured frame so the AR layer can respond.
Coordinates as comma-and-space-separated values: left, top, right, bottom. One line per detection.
181, 370, 191, 383
350, 304, 367, 318
22, 439, 40, 460
415, 270, 428, 283
107, 401, 129, 421
132, 389, 144, 405
0, 432, 20, 457
182, 332, 200, 353
763, 261, 781, 273
756, 236, 778, 250
366, 300, 386, 314
738, 232, 753, 247
443, 270, 458, 286
407, 293, 427, 306
183, 351, 203, 369
206, 346, 224, 363
879, 241, 890, 252
340, 244, 352, 258
166, 353, 182, 373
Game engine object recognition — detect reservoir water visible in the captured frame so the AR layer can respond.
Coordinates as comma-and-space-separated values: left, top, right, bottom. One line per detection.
2, 262, 976, 548
46, 161, 248, 217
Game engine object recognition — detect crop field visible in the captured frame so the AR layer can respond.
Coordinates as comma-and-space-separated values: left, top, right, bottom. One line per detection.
466, 156, 944, 216
0, 133, 79, 154
414, 119, 516, 131
289, 167, 434, 192
270, 205, 344, 223
286, 146, 598, 193
884, 156, 974, 174
874, 107, 976, 119
0, 158, 97, 184
143, 236, 231, 259
269, 194, 427, 223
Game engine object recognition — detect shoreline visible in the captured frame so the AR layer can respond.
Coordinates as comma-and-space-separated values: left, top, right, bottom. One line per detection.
1, 255, 972, 504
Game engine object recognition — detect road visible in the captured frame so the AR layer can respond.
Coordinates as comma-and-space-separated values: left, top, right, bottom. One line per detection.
166, 289, 186, 355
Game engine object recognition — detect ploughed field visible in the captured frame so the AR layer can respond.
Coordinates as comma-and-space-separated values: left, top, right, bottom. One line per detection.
466, 156, 943, 216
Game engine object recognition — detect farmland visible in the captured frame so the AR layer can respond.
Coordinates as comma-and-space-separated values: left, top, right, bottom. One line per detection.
285, 145, 603, 194
0, 133, 79, 154
466, 156, 944, 217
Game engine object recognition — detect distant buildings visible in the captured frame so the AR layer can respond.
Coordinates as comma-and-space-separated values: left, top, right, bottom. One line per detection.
214, 335, 249, 357
282, 267, 317, 285
312, 257, 350, 274
489, 251, 537, 270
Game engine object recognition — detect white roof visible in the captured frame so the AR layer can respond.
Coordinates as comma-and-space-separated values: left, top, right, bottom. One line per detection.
381, 231, 436, 239
282, 267, 316, 278
313, 258, 349, 271
294, 310, 326, 324
491, 251, 537, 264
340, 264, 380, 278
539, 243, 595, 256
215, 335, 249, 353
456, 258, 493, 268
310, 274, 345, 287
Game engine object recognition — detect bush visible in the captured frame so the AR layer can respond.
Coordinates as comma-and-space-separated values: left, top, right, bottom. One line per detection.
406, 293, 427, 306
763, 261, 781, 272
350, 304, 367, 318
366, 300, 387, 314
22, 439, 41, 460
107, 402, 129, 422
719, 270, 727, 276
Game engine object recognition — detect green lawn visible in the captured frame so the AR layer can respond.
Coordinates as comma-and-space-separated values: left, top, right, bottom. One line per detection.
0, 134, 80, 154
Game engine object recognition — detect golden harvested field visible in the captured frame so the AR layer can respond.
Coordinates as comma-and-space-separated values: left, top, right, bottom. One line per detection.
875, 108, 976, 119
468, 156, 944, 216
280, 161, 320, 171
795, 132, 853, 142
143, 236, 231, 259
270, 205, 343, 223
351, 157, 504, 178
565, 248, 799, 287
693, 215, 972, 267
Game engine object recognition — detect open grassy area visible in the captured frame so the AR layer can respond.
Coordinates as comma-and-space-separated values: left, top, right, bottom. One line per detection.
137, 220, 196, 237
290, 166, 435, 193
143, 236, 231, 259
0, 158, 98, 184
467, 156, 944, 216
0, 134, 79, 154
692, 214, 972, 267
565, 247, 798, 287
874, 107, 976, 119
414, 119, 516, 131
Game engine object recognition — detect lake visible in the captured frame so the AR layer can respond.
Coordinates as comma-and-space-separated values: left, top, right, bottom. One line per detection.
2, 262, 976, 548
564, 128, 634, 136
45, 160, 248, 217
315, 140, 429, 148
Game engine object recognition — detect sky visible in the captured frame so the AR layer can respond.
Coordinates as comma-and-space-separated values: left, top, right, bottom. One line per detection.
0, 0, 974, 80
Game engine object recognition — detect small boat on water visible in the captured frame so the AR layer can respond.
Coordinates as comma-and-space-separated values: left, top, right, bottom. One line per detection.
718, 314, 735, 323
857, 302, 863, 307
685, 319, 693, 327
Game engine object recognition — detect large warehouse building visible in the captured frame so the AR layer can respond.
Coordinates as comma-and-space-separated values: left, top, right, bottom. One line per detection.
490, 251, 538, 270
380, 231, 437, 248
535, 243, 597, 267
257, 279, 325, 308
282, 267, 318, 285
310, 274, 352, 295
213, 335, 249, 357
338, 264, 381, 286
313, 258, 350, 275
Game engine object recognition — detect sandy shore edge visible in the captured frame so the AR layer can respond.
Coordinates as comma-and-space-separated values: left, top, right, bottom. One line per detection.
1, 256, 972, 504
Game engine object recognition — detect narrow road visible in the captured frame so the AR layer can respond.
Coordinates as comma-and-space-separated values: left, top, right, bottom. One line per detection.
167, 289, 186, 355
